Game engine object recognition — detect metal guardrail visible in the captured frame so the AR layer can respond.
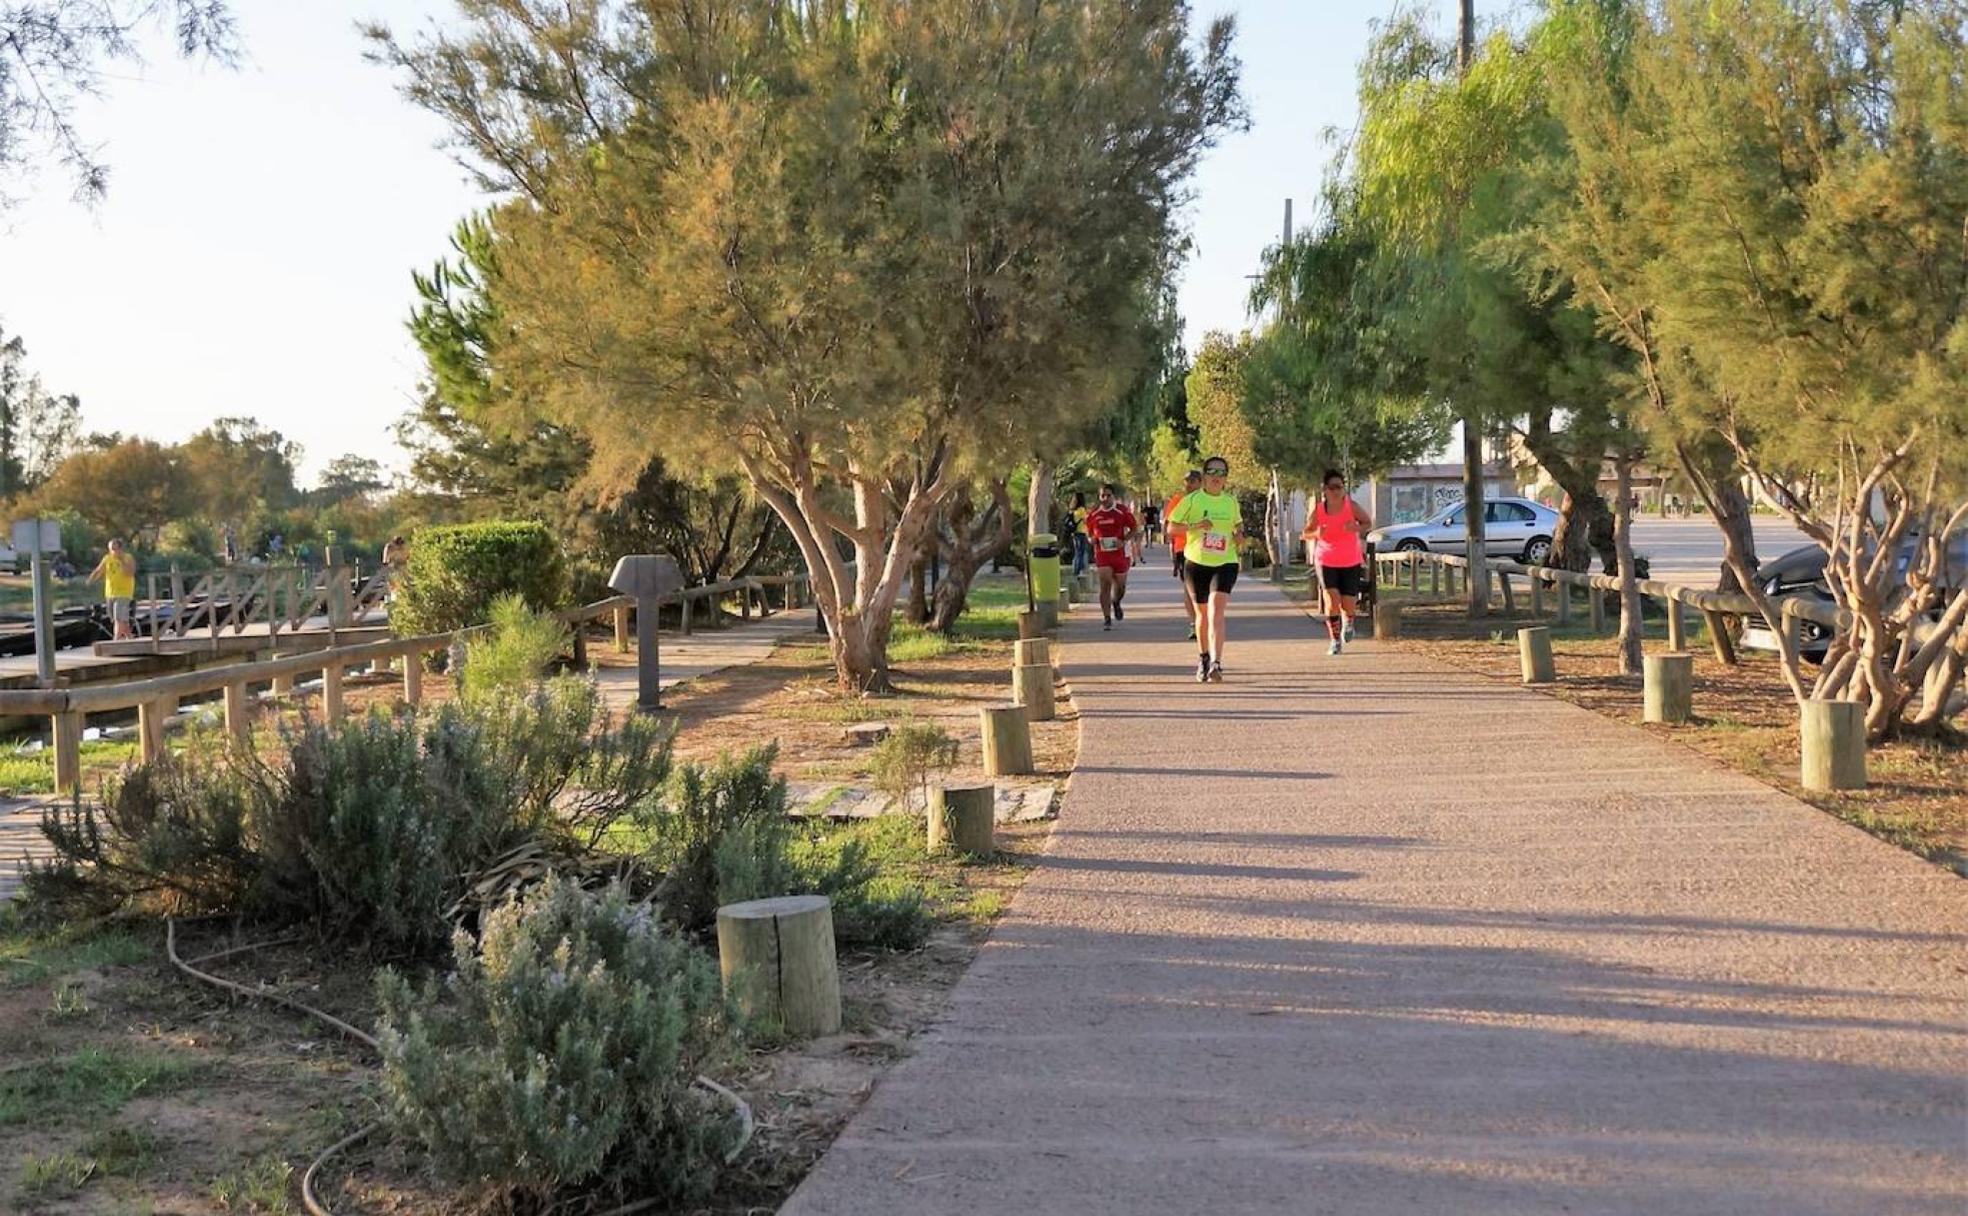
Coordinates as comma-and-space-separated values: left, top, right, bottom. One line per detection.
10, 568, 812, 794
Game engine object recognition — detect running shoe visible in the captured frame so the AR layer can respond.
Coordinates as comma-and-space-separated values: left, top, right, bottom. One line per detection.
1196, 657, 1211, 683
1208, 659, 1224, 682
1103, 617, 1112, 631
1328, 639, 1343, 656
1187, 625, 1197, 640
1343, 615, 1354, 643
1114, 601, 1125, 621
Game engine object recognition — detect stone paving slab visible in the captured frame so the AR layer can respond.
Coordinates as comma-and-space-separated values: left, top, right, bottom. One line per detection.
788, 780, 1058, 823
784, 571, 1968, 1216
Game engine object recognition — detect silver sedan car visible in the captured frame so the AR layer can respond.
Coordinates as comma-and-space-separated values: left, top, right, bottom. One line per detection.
1367, 497, 1560, 564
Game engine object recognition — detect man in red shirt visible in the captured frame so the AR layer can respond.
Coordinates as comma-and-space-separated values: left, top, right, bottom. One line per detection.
1085, 483, 1139, 630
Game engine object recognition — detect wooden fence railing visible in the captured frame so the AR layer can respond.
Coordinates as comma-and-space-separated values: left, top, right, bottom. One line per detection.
1371, 548, 1861, 665
8, 569, 813, 794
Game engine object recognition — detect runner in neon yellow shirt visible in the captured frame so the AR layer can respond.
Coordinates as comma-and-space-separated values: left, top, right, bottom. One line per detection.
1165, 456, 1243, 682
88, 539, 139, 640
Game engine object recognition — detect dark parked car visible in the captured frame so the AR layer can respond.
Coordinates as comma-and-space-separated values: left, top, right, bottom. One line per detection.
1741, 531, 1967, 660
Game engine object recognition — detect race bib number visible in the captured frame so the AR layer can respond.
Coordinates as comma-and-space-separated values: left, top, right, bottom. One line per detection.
1202, 533, 1229, 554
1098, 536, 1121, 552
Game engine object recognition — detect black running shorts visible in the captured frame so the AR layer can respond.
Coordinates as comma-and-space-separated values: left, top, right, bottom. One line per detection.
1186, 561, 1239, 600
1319, 563, 1366, 597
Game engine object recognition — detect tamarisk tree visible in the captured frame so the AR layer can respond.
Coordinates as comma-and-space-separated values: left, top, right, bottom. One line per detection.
370, 1, 1241, 691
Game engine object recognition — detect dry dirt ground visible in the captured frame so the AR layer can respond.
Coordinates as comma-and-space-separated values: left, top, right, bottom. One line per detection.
1346, 588, 1968, 875
1, 618, 1076, 1214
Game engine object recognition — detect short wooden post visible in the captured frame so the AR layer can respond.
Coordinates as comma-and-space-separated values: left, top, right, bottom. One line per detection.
1017, 609, 1045, 640
716, 895, 841, 1038
929, 784, 996, 857
1014, 637, 1051, 668
1430, 560, 1441, 596
1407, 556, 1420, 592
1372, 602, 1401, 639
681, 597, 694, 636
572, 623, 589, 670
1012, 663, 1055, 722
402, 655, 423, 706
223, 679, 250, 746
981, 704, 1035, 776
272, 672, 295, 698
1056, 589, 1071, 618
1704, 609, 1738, 665
1644, 651, 1694, 724
1667, 599, 1687, 652
1498, 570, 1515, 614
52, 713, 81, 796
323, 663, 345, 724
1556, 579, 1572, 625
1518, 627, 1555, 684
1063, 578, 1078, 606
1800, 699, 1866, 791
1588, 584, 1606, 633
1530, 574, 1544, 616
139, 698, 168, 764
1036, 599, 1060, 633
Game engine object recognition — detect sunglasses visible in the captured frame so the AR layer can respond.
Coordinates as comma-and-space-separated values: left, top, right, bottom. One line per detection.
1203, 466, 1229, 476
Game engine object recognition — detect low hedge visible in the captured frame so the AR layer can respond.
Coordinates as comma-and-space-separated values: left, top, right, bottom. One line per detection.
392, 520, 569, 636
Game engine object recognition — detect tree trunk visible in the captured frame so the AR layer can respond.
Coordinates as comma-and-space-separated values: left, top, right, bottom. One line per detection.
905, 557, 929, 624
1027, 461, 1054, 540
1613, 455, 1643, 676
1461, 414, 1489, 616
1515, 422, 1616, 573
928, 479, 1014, 634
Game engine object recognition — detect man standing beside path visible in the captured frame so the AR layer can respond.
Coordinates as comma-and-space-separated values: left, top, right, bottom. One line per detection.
1165, 468, 1202, 640
1167, 457, 1243, 682
87, 539, 138, 641
1085, 483, 1139, 631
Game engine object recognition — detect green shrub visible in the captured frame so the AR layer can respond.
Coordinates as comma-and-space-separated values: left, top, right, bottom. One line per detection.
376, 878, 738, 1208
460, 593, 570, 701
392, 520, 568, 637
649, 746, 791, 932
27, 679, 674, 955
868, 722, 960, 811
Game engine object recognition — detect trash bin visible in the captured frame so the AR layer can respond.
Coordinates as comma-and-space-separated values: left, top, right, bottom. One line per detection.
1028, 532, 1061, 604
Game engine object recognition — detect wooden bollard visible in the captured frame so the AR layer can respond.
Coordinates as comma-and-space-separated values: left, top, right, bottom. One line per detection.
929, 784, 995, 857
1667, 599, 1686, 651
51, 713, 81, 796
272, 672, 296, 698
716, 895, 841, 1037
1064, 578, 1079, 606
1801, 699, 1866, 791
402, 657, 424, 706
1017, 609, 1045, 640
323, 664, 345, 724
1644, 651, 1694, 724
980, 704, 1035, 776
1530, 574, 1544, 616
1014, 637, 1051, 667
1036, 599, 1060, 633
1056, 588, 1071, 617
1588, 585, 1606, 633
1556, 579, 1572, 624
139, 698, 169, 764
1372, 602, 1401, 639
1518, 627, 1555, 684
614, 602, 631, 653
1012, 663, 1055, 722
223, 680, 251, 746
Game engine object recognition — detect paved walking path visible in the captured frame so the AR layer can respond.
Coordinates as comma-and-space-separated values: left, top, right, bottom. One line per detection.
785, 572, 1968, 1215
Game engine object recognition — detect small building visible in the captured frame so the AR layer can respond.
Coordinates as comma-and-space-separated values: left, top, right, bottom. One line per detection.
1357, 462, 1517, 525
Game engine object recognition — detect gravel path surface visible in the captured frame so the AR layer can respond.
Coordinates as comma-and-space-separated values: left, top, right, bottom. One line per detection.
784, 570, 1967, 1215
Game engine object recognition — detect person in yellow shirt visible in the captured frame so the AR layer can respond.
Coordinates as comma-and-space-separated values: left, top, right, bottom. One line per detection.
1165, 457, 1244, 682
88, 539, 138, 640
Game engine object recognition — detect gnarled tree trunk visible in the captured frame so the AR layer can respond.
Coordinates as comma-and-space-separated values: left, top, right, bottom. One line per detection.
1612, 454, 1643, 676
929, 479, 1014, 634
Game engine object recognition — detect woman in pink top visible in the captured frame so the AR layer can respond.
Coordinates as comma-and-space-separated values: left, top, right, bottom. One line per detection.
1302, 468, 1373, 655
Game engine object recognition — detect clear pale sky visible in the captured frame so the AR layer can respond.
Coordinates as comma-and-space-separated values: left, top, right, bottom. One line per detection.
0, 1, 1438, 485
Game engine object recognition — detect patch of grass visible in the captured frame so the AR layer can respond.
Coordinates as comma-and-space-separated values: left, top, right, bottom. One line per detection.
0, 739, 140, 795
86, 1125, 162, 1177
0, 917, 151, 988
806, 785, 852, 816
965, 890, 1009, 921
208, 1154, 295, 1213
18, 1150, 97, 1200
0, 1047, 198, 1127
49, 978, 90, 1019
